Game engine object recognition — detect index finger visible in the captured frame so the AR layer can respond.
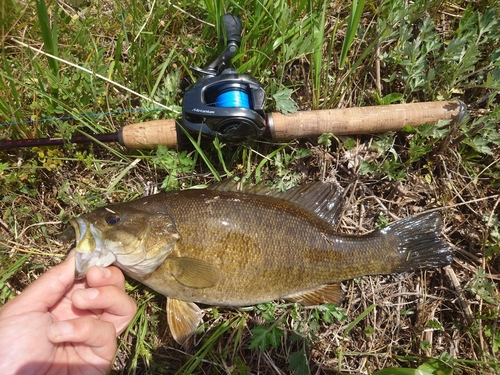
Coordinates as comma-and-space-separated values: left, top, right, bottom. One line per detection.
85, 265, 126, 291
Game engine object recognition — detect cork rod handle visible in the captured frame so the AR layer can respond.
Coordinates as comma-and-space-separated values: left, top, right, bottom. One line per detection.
118, 119, 179, 148
267, 100, 466, 141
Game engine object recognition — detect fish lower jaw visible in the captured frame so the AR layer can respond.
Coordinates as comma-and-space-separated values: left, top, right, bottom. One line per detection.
75, 244, 117, 279
75, 251, 94, 279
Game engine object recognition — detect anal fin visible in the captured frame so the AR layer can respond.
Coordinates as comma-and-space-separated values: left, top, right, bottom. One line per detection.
284, 283, 344, 306
167, 297, 203, 347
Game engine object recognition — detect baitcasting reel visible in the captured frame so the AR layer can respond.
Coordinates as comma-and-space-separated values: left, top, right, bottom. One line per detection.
182, 14, 266, 142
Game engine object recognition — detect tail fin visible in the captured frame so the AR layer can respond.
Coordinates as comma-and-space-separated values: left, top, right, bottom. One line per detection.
383, 212, 453, 272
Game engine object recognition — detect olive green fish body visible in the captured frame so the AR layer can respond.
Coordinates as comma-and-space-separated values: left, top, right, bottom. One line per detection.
142, 189, 402, 306
71, 181, 452, 345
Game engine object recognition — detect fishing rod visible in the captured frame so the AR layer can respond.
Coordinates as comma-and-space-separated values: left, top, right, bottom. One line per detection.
0, 100, 466, 150
0, 15, 467, 151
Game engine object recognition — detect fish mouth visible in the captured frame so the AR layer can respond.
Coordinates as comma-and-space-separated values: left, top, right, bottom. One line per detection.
70, 218, 116, 279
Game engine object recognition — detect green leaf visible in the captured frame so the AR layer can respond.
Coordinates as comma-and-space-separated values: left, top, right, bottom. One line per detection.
468, 136, 493, 155
373, 361, 452, 375
421, 340, 432, 351
344, 304, 376, 336
373, 368, 430, 375
418, 359, 453, 375
249, 324, 284, 351
339, 0, 365, 69
477, 8, 500, 43
288, 346, 310, 375
359, 160, 376, 175
343, 138, 356, 149
427, 319, 444, 331
273, 87, 298, 115
311, 1, 327, 108
318, 303, 348, 323
35, 0, 59, 76
318, 133, 338, 148
1, 256, 29, 303
376, 92, 403, 105
484, 324, 500, 353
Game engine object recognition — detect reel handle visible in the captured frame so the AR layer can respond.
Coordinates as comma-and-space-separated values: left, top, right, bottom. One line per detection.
195, 14, 243, 76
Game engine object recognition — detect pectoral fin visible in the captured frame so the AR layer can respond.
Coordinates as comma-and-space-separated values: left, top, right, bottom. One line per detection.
164, 257, 223, 288
284, 283, 344, 306
167, 297, 203, 346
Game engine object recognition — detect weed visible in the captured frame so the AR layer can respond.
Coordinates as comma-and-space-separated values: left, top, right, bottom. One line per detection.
373, 357, 454, 375
272, 87, 298, 115
484, 214, 500, 258
359, 133, 407, 181
32, 147, 65, 171
151, 145, 196, 190
288, 338, 310, 375
380, 2, 500, 100
0, 255, 28, 304
467, 268, 498, 306
270, 147, 305, 190
338, 0, 365, 70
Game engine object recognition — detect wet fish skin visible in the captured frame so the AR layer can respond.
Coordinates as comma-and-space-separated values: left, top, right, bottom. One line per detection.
140, 189, 412, 304
70, 181, 452, 345
72, 204, 180, 279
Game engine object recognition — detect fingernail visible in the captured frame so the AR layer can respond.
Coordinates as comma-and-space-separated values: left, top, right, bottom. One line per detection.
78, 288, 99, 300
50, 321, 74, 337
98, 266, 111, 278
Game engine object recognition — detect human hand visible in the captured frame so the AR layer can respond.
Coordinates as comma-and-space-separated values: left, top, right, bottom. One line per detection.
0, 251, 137, 375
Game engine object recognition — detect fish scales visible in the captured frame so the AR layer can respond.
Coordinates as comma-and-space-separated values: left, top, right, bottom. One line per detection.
141, 189, 397, 305
70, 181, 452, 344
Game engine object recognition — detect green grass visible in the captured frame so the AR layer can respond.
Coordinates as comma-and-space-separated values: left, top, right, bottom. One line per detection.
1, 0, 500, 374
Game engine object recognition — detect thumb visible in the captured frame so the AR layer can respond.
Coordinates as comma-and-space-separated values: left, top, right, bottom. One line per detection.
2, 251, 77, 315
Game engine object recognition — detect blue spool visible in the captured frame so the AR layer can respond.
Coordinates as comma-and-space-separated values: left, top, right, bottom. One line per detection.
215, 90, 250, 109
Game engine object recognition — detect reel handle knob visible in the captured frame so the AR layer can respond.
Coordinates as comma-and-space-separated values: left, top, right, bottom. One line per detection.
193, 14, 242, 76
222, 14, 242, 46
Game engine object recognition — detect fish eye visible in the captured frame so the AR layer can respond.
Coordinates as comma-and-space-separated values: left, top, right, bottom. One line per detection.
105, 214, 121, 225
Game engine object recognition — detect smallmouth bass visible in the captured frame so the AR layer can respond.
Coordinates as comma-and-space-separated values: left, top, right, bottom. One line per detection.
70, 181, 452, 345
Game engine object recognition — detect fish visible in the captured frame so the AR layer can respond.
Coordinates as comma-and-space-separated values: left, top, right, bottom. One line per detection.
70, 180, 452, 345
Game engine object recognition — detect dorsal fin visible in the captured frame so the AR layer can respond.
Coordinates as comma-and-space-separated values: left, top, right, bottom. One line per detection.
209, 179, 344, 226
277, 182, 344, 226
